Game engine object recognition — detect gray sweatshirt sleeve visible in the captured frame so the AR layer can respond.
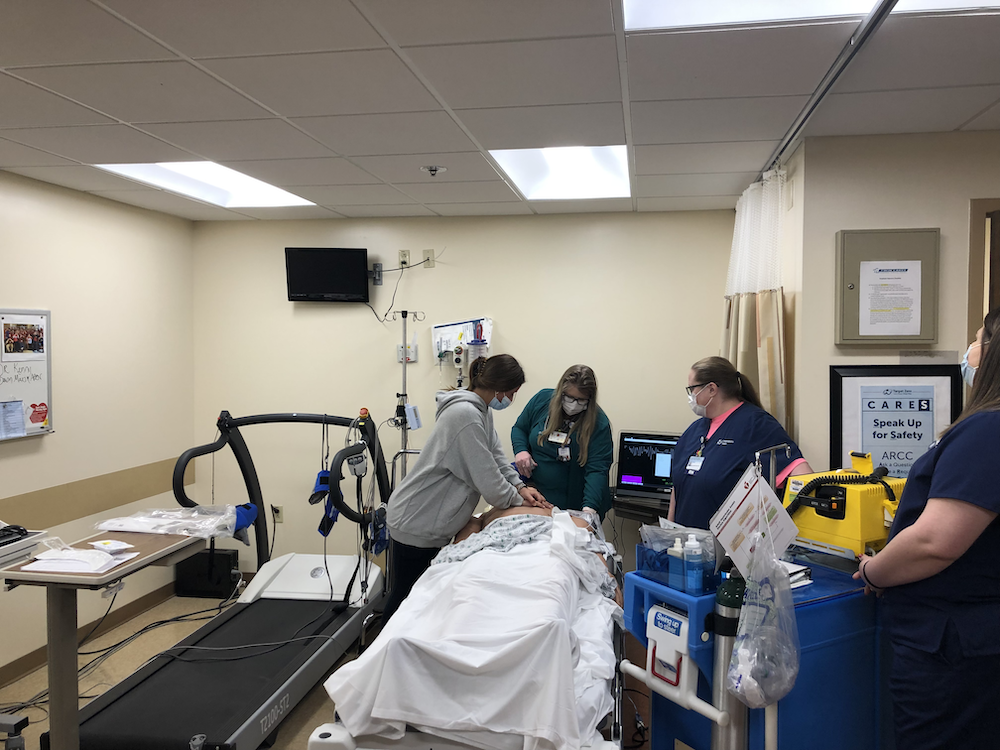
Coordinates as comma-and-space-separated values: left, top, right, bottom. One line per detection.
445, 422, 523, 509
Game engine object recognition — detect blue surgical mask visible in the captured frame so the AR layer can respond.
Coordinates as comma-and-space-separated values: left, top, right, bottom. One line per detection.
489, 393, 512, 410
961, 344, 977, 387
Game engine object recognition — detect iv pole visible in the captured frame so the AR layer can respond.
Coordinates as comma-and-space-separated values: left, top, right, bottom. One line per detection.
392, 310, 424, 482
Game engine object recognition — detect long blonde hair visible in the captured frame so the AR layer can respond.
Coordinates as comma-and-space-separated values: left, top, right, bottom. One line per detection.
538, 365, 599, 466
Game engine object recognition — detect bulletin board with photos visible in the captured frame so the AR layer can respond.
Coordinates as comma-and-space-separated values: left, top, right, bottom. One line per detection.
0, 309, 52, 441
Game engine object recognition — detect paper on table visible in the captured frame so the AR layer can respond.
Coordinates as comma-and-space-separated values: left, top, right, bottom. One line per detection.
710, 462, 799, 579
22, 549, 140, 574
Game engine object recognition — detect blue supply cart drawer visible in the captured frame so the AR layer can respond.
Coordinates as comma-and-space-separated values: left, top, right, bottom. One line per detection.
625, 563, 886, 750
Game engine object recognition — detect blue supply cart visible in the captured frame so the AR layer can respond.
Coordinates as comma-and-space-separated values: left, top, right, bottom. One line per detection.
623, 559, 889, 750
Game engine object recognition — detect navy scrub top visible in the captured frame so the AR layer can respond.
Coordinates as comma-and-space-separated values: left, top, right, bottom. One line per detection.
883, 411, 1000, 656
671, 402, 802, 529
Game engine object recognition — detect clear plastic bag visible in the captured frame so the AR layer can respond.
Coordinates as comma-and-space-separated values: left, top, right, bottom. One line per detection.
726, 528, 800, 708
96, 506, 237, 539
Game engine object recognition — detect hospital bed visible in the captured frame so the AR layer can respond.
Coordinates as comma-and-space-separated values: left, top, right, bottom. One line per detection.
309, 511, 626, 750
49, 410, 391, 750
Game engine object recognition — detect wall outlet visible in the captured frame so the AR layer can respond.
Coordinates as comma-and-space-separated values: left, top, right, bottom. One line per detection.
399, 249, 410, 267
422, 249, 435, 268
272, 505, 283, 524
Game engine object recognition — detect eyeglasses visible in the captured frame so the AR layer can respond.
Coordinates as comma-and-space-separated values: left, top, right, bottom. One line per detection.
685, 382, 712, 396
563, 395, 589, 406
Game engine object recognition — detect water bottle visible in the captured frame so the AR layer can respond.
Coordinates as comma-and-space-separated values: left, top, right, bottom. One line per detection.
684, 533, 704, 595
667, 537, 685, 590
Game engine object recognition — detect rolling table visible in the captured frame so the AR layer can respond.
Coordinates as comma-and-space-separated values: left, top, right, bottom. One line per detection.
1, 531, 204, 750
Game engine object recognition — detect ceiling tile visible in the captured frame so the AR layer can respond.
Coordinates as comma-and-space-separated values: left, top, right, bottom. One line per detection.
425, 202, 534, 216
366, 0, 613, 45
141, 120, 335, 161
293, 112, 476, 156
222, 158, 381, 186
0, 1, 171, 66
0, 125, 193, 163
406, 37, 621, 109
834, 14, 1000, 93
332, 204, 436, 217
529, 198, 633, 214
203, 51, 438, 117
631, 96, 807, 144
637, 172, 758, 197
350, 152, 497, 182
804, 86, 1000, 136
962, 98, 1000, 131
635, 141, 778, 175
224, 205, 344, 220
457, 103, 625, 149
91, 189, 250, 220
293, 184, 415, 205
100, 0, 385, 57
628, 22, 855, 101
637, 196, 739, 212
0, 139, 76, 168
18, 61, 269, 123
395, 181, 520, 203
4, 165, 152, 192
0, 74, 111, 129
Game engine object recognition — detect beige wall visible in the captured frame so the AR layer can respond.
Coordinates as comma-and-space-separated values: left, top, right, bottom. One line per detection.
795, 131, 1000, 469
0, 172, 195, 665
189, 211, 736, 565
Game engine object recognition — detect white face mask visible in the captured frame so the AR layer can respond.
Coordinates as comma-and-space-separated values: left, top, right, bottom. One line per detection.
687, 387, 713, 418
489, 393, 512, 410
961, 344, 977, 387
562, 395, 588, 416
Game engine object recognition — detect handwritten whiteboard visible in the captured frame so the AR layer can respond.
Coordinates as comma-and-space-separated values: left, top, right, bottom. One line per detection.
0, 309, 52, 440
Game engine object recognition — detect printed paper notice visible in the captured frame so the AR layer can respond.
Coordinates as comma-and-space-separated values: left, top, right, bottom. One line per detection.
859, 261, 921, 336
709, 463, 798, 579
0, 400, 26, 439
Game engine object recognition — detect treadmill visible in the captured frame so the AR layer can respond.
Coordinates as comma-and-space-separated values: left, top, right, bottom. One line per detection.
42, 410, 393, 750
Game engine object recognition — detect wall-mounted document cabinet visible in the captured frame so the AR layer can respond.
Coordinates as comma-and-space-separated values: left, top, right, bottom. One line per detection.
835, 228, 939, 346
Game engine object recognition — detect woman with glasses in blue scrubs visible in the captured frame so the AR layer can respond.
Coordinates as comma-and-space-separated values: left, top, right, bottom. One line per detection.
668, 356, 812, 529
855, 332, 1000, 750
511, 364, 614, 521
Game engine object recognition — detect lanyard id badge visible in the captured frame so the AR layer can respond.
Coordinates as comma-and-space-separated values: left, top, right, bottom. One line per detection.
686, 455, 704, 474
548, 430, 569, 445
558, 445, 571, 462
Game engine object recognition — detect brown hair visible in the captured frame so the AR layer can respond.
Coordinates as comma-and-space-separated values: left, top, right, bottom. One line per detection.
947, 319, 1000, 433
691, 356, 762, 409
982, 307, 1000, 348
468, 354, 525, 392
538, 365, 599, 466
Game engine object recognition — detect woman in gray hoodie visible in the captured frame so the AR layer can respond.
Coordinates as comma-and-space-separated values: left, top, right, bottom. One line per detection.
383, 354, 550, 621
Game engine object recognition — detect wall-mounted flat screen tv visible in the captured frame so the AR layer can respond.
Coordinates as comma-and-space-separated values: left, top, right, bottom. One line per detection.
285, 247, 369, 302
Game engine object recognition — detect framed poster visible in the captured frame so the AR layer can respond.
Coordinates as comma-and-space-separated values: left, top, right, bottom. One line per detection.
830, 364, 962, 477
0, 309, 52, 440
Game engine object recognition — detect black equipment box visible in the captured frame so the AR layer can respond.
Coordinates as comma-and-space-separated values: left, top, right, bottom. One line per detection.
175, 548, 240, 599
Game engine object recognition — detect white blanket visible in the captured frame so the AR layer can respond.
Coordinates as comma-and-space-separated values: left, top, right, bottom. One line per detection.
324, 512, 622, 750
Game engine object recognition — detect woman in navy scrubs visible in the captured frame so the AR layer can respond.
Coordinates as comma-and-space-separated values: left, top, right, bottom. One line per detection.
668, 357, 812, 529
855, 338, 1000, 750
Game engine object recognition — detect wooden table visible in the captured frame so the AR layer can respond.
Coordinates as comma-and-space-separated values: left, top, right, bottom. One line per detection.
1, 531, 204, 750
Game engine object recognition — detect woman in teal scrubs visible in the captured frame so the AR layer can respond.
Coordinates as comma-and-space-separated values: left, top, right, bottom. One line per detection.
511, 365, 614, 520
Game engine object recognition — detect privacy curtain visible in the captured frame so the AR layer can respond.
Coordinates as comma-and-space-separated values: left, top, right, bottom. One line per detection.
721, 170, 787, 427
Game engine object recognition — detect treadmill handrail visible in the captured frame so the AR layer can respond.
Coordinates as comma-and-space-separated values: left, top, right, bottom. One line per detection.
172, 410, 391, 568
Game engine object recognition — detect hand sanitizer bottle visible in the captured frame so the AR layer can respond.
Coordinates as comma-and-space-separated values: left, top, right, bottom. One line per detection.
684, 534, 704, 595
667, 537, 685, 590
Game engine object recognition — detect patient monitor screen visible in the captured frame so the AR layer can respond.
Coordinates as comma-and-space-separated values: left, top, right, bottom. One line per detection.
615, 432, 680, 500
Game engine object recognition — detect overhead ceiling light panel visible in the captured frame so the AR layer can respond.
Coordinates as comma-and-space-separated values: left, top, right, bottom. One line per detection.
892, 1, 1000, 11
623, 0, 878, 30
489, 146, 630, 201
94, 161, 314, 208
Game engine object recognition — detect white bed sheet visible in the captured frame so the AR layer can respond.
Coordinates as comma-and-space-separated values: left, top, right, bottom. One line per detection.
324, 512, 621, 750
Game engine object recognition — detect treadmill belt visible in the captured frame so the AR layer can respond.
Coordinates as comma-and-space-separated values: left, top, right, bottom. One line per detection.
78, 599, 352, 750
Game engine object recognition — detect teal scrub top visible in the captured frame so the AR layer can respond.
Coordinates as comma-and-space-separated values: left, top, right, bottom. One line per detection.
511, 388, 614, 518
